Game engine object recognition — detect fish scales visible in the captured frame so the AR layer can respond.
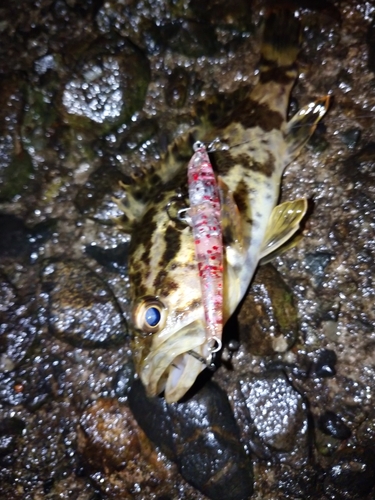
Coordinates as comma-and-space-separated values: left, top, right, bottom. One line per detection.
124, 9, 329, 403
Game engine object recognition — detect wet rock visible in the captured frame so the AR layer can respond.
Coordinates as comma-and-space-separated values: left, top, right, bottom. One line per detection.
74, 162, 128, 217
315, 428, 342, 457
85, 242, 128, 274
6, 352, 73, 411
116, 118, 159, 155
189, 0, 254, 33
159, 21, 219, 57
324, 448, 375, 499
312, 349, 337, 377
0, 273, 17, 313
277, 464, 323, 499
165, 67, 190, 108
0, 214, 56, 262
20, 83, 64, 172
306, 122, 329, 153
318, 410, 351, 440
367, 16, 375, 73
341, 142, 375, 181
0, 402, 87, 498
304, 252, 333, 286
339, 127, 361, 149
0, 272, 38, 370
335, 68, 354, 94
0, 304, 38, 371
60, 37, 151, 133
356, 416, 375, 446
0, 77, 29, 201
0, 213, 28, 259
80, 398, 150, 470
0, 148, 34, 202
1, 2, 375, 498
112, 362, 135, 398
28, 218, 57, 256
0, 372, 25, 406
238, 264, 299, 356
0, 2, 102, 73
79, 398, 178, 499
239, 371, 307, 454
128, 379, 253, 500
40, 259, 127, 347
0, 417, 25, 461
321, 320, 339, 341
329, 218, 351, 247
0, 75, 25, 136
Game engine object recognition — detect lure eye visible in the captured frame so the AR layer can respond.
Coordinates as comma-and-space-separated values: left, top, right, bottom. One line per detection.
133, 296, 167, 334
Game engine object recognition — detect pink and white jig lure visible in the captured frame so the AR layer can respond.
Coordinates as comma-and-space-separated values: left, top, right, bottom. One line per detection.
186, 141, 224, 355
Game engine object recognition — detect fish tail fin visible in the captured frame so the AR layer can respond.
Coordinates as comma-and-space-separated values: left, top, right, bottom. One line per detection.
260, 8, 301, 76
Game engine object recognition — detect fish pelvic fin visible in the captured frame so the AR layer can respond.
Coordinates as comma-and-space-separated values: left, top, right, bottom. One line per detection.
286, 96, 331, 156
259, 198, 308, 263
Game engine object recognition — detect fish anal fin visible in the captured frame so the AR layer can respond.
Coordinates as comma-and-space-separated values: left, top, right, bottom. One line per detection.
259, 198, 308, 262
286, 96, 330, 156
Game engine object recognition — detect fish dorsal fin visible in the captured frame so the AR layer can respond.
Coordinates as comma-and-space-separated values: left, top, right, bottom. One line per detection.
286, 96, 330, 156
259, 198, 308, 262
217, 176, 246, 267
112, 181, 145, 232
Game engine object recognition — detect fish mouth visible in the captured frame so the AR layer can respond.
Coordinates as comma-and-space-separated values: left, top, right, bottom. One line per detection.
139, 320, 209, 403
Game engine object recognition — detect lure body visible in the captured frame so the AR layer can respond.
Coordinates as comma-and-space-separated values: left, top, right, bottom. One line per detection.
187, 142, 223, 352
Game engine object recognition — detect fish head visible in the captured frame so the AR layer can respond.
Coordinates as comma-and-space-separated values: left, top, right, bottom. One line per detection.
130, 215, 211, 403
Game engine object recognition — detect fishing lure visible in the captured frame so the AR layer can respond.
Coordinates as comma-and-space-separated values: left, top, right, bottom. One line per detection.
184, 141, 223, 356
125, 10, 329, 403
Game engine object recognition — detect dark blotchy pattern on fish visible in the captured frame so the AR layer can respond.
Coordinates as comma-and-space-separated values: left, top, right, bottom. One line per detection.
259, 66, 297, 85
212, 149, 276, 178
220, 98, 284, 132
232, 179, 250, 216
153, 269, 179, 297
160, 225, 182, 267
238, 152, 276, 177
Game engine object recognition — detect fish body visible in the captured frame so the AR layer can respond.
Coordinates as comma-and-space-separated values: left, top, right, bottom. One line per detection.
185, 142, 223, 355
122, 10, 329, 402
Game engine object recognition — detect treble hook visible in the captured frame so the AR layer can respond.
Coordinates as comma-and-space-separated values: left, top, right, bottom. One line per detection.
187, 349, 217, 372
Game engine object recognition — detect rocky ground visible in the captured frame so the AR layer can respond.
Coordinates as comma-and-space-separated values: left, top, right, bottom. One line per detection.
0, 0, 375, 499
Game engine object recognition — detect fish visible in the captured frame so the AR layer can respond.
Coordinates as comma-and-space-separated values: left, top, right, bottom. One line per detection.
117, 9, 329, 403
183, 141, 224, 359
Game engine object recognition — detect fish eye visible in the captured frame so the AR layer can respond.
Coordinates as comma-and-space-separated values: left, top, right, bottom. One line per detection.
145, 306, 161, 327
133, 296, 167, 334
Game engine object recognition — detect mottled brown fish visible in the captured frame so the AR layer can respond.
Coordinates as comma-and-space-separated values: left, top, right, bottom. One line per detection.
117, 10, 329, 402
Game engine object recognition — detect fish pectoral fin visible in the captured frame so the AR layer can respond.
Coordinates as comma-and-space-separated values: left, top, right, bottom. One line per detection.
259, 198, 308, 263
285, 96, 330, 156
217, 176, 246, 265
